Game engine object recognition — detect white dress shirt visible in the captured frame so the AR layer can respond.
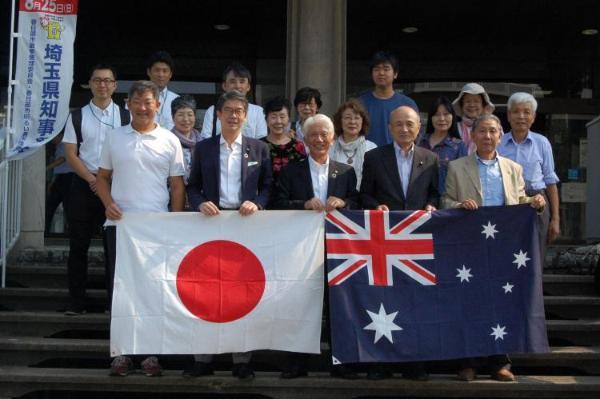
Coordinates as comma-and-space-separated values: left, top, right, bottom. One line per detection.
394, 142, 414, 198
201, 103, 267, 139
219, 133, 243, 209
156, 87, 179, 130
308, 156, 329, 205
63, 100, 122, 174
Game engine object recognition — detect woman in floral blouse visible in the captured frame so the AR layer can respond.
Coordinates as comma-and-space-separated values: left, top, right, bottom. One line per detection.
261, 96, 307, 205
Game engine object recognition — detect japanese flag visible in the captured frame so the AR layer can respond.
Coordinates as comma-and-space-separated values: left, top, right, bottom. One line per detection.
110, 211, 324, 356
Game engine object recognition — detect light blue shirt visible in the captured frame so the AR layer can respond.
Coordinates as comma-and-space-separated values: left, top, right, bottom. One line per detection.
394, 142, 414, 198
497, 130, 559, 191
477, 153, 505, 206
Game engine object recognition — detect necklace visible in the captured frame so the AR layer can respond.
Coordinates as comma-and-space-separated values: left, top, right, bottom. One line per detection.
342, 147, 358, 164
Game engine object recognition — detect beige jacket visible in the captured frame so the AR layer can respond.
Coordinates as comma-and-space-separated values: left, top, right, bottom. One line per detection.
442, 154, 532, 209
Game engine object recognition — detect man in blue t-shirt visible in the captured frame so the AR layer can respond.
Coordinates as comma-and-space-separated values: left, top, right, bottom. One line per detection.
359, 51, 419, 146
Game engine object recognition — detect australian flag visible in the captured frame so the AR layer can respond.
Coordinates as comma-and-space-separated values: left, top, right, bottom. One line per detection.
326, 205, 549, 364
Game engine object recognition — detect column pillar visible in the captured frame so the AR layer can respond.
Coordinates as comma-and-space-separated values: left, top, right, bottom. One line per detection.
14, 149, 45, 252
286, 0, 346, 116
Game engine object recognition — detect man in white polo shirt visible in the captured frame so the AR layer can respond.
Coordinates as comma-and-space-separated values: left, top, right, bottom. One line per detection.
96, 80, 185, 377
63, 64, 130, 316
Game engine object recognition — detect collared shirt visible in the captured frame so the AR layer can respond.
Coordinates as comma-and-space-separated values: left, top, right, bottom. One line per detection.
63, 100, 122, 173
156, 87, 179, 130
417, 134, 467, 193
308, 155, 329, 205
201, 103, 268, 140
53, 143, 74, 174
219, 133, 243, 209
394, 142, 414, 198
497, 130, 559, 191
294, 120, 305, 143
99, 123, 185, 223
476, 153, 505, 206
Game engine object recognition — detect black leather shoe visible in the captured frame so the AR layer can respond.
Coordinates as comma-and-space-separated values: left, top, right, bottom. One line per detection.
330, 364, 359, 380
403, 370, 429, 381
232, 363, 255, 380
367, 365, 392, 380
182, 362, 213, 378
280, 364, 308, 379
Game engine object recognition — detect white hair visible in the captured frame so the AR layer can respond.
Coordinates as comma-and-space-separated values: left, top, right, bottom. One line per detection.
303, 113, 335, 137
507, 92, 538, 113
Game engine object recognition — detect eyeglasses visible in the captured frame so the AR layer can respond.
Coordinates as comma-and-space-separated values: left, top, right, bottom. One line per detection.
222, 107, 246, 116
91, 78, 116, 85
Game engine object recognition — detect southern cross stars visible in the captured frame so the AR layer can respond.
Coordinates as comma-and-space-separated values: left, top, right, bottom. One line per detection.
456, 265, 473, 283
364, 303, 403, 344
502, 282, 514, 293
481, 221, 498, 239
491, 324, 508, 340
513, 250, 530, 269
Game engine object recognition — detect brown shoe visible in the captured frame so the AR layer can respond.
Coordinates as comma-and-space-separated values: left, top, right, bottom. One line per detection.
456, 367, 476, 381
492, 368, 515, 382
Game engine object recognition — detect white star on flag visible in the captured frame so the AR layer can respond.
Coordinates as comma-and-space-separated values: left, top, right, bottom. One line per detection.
481, 221, 498, 239
491, 324, 508, 340
512, 250, 530, 269
502, 282, 514, 293
364, 303, 403, 344
456, 265, 473, 283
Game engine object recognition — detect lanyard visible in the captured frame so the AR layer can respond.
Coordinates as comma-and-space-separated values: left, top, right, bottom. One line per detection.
90, 101, 116, 129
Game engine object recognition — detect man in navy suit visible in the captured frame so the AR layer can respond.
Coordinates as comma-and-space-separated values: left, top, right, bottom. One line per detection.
359, 105, 439, 381
360, 105, 439, 212
187, 90, 272, 216
273, 114, 358, 211
184, 90, 272, 380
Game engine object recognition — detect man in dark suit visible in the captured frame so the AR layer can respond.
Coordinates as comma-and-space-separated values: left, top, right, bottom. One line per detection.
184, 90, 272, 380
271, 114, 358, 380
359, 105, 439, 381
273, 114, 358, 211
361, 105, 439, 212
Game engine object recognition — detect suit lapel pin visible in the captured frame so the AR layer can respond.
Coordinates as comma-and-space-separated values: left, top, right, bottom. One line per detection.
244, 153, 249, 158
332, 170, 337, 179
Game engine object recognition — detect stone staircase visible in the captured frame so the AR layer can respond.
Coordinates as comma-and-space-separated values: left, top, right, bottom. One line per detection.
1, 246, 599, 399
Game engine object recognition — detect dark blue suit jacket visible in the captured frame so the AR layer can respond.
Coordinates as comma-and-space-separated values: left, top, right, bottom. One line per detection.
186, 135, 272, 211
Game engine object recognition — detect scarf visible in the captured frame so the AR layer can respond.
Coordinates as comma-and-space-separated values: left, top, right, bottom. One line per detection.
330, 135, 368, 187
171, 128, 201, 149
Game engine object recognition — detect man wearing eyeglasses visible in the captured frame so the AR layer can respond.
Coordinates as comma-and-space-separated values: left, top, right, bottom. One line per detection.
62, 64, 130, 316
184, 90, 272, 379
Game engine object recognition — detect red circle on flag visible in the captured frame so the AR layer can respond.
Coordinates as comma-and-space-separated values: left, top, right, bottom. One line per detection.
176, 240, 265, 323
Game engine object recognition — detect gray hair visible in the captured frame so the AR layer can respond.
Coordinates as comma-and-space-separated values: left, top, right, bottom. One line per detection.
216, 90, 249, 112
472, 113, 502, 132
303, 114, 335, 137
128, 80, 159, 101
507, 92, 538, 113
171, 95, 197, 117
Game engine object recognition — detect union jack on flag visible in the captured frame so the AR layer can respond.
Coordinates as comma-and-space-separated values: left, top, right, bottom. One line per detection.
326, 209, 437, 287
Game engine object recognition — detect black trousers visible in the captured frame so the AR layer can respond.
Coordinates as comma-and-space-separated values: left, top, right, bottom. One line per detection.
66, 175, 108, 308
45, 172, 73, 233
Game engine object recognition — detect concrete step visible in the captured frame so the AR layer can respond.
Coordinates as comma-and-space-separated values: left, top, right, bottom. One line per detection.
6, 264, 105, 289
1, 310, 599, 345
1, 367, 600, 399
2, 336, 599, 375
14, 246, 105, 267
3, 286, 599, 320
543, 274, 597, 296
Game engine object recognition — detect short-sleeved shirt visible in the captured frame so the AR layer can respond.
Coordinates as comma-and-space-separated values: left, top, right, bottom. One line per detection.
99, 123, 185, 218
53, 142, 74, 174
63, 101, 123, 174
359, 91, 419, 147
200, 103, 267, 139
156, 88, 179, 130
497, 130, 559, 191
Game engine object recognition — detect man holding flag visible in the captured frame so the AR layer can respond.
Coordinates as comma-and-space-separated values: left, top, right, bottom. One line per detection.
443, 112, 545, 381
95, 80, 185, 377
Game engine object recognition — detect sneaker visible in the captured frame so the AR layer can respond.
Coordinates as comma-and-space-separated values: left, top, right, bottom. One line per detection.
110, 355, 133, 376
141, 356, 163, 377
